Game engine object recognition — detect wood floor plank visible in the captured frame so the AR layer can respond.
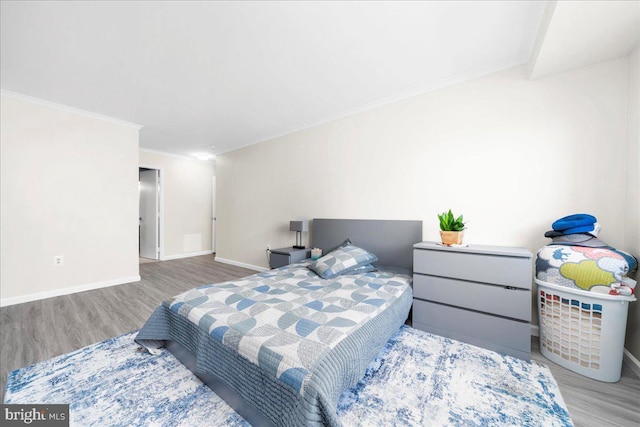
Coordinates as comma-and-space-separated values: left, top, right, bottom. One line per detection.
0, 255, 254, 400
1, 254, 639, 426
530, 339, 640, 427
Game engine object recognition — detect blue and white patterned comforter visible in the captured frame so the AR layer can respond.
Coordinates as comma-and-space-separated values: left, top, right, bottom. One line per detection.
136, 261, 412, 426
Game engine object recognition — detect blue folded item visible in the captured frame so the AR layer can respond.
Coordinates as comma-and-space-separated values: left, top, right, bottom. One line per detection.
552, 214, 596, 232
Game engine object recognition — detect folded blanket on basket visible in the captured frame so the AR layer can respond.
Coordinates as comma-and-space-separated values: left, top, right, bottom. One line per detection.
536, 245, 637, 295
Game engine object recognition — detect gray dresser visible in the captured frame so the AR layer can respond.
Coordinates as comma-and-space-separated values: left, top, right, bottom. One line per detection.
412, 242, 533, 360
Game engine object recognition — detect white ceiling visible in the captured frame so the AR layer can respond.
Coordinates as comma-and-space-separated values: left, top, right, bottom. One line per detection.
1, 1, 637, 158
530, 0, 640, 79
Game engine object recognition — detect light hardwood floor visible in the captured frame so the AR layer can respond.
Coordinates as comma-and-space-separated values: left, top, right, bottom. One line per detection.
1, 255, 639, 426
0, 255, 254, 402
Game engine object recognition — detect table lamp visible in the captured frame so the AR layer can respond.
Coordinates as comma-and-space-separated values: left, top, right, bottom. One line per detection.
290, 220, 309, 249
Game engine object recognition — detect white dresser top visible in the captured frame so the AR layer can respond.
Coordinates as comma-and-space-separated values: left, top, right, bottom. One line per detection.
414, 241, 532, 258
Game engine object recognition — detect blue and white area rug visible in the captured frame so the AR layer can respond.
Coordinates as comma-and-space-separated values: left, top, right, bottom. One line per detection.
5, 326, 573, 426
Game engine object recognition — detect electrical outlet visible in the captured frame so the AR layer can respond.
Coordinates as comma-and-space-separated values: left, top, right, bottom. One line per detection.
53, 255, 64, 266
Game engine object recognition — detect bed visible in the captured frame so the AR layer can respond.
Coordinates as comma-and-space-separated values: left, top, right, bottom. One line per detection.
136, 218, 422, 426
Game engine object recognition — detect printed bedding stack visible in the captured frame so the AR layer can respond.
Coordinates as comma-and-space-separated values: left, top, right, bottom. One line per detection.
536, 213, 637, 296
535, 214, 637, 381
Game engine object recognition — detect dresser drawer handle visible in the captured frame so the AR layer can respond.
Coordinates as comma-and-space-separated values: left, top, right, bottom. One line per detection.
505, 286, 517, 290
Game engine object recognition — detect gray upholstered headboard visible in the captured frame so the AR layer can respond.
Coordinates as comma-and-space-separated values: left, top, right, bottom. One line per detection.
311, 218, 423, 271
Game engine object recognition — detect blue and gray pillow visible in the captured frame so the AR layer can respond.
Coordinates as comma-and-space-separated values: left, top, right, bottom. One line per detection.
308, 244, 378, 279
343, 263, 377, 275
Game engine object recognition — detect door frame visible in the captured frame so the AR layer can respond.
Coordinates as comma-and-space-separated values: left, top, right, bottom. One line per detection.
139, 164, 164, 260
212, 175, 216, 254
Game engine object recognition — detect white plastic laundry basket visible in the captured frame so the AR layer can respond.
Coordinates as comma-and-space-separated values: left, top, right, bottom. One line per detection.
536, 279, 636, 382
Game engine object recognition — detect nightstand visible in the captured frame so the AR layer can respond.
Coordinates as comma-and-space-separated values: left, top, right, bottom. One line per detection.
412, 242, 533, 360
269, 247, 311, 269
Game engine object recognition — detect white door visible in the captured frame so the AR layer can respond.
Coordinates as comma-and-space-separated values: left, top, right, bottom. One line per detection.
212, 176, 216, 253
139, 169, 159, 259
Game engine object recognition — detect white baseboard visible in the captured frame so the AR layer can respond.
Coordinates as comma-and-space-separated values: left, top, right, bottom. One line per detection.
623, 349, 640, 378
0, 275, 141, 307
161, 250, 214, 261
531, 324, 540, 337
214, 257, 268, 272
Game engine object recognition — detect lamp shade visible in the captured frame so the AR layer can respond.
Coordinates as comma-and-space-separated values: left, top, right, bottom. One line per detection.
289, 220, 309, 232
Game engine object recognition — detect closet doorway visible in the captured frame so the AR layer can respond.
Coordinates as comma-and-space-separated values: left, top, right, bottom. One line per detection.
139, 167, 161, 261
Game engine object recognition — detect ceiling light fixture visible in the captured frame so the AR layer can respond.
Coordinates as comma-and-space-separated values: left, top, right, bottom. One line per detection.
192, 152, 215, 161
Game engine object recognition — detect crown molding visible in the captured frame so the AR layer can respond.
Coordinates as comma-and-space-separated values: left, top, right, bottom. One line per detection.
216, 61, 524, 156
0, 89, 143, 130
139, 147, 216, 162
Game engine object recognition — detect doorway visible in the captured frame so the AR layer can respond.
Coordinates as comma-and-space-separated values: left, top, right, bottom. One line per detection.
212, 176, 216, 254
139, 167, 160, 261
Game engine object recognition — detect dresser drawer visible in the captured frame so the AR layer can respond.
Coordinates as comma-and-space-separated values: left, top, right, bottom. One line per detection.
413, 299, 531, 357
289, 249, 311, 263
413, 249, 532, 289
413, 274, 531, 321
270, 253, 290, 269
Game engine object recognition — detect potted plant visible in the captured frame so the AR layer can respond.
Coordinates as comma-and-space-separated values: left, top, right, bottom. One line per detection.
438, 209, 466, 246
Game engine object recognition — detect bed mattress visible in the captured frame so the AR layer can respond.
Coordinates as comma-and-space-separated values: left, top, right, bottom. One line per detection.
136, 261, 412, 426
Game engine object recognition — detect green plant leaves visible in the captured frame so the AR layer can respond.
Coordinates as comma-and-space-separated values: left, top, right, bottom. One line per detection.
437, 209, 466, 231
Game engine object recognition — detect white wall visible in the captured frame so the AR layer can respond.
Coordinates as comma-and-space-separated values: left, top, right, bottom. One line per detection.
625, 45, 640, 360
139, 150, 215, 259
1, 94, 140, 304
217, 60, 629, 270
217, 58, 633, 342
